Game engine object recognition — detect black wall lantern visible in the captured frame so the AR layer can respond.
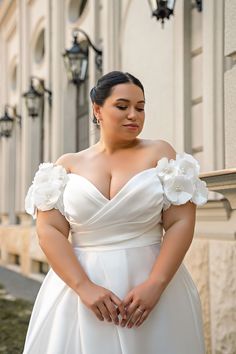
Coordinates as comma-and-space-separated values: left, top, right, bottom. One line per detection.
195, 0, 202, 12
0, 105, 21, 138
148, 0, 176, 27
148, 0, 202, 27
63, 28, 102, 85
23, 77, 52, 118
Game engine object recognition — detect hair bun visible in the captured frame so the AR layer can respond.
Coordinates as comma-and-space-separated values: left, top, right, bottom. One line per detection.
90, 86, 97, 102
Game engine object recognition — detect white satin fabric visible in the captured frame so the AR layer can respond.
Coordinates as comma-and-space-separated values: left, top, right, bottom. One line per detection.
23, 153, 207, 354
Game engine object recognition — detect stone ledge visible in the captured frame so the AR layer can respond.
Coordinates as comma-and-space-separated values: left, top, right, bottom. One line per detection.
196, 199, 231, 221
200, 168, 236, 210
196, 232, 236, 241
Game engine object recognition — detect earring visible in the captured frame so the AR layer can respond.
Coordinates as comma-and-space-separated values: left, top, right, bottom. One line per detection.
96, 117, 100, 126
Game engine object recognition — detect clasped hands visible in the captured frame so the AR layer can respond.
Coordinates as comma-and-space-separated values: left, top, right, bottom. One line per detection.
77, 278, 163, 328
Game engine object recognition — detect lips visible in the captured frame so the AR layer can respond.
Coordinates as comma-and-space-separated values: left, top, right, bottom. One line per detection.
123, 124, 139, 127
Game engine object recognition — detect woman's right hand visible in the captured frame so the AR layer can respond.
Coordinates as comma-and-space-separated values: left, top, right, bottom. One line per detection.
77, 279, 126, 325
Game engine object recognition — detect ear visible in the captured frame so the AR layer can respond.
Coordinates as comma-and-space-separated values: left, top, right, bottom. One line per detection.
93, 103, 102, 120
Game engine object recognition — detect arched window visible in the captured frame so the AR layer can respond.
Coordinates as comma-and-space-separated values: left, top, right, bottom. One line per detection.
34, 29, 45, 64
68, 0, 88, 23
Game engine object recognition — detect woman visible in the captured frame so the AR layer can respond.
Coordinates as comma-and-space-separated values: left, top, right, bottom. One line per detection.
24, 71, 208, 354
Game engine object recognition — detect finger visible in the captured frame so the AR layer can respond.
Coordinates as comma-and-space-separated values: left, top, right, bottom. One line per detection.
123, 292, 133, 308
97, 302, 112, 323
118, 302, 127, 319
125, 301, 139, 319
92, 305, 104, 322
110, 294, 126, 319
104, 298, 119, 325
121, 302, 139, 327
127, 309, 144, 328
135, 310, 149, 327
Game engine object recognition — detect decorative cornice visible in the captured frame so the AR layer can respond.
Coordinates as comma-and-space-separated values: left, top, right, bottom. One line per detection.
200, 168, 236, 210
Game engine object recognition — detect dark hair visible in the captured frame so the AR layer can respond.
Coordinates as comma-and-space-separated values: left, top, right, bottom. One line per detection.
90, 71, 145, 124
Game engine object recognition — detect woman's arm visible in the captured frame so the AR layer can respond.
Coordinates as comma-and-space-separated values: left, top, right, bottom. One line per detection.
36, 208, 89, 293
36, 153, 90, 292
121, 141, 198, 328
121, 202, 196, 328
148, 201, 196, 289
36, 207, 126, 324
148, 139, 196, 289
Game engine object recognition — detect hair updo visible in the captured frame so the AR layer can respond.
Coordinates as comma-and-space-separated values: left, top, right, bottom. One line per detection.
90, 71, 145, 124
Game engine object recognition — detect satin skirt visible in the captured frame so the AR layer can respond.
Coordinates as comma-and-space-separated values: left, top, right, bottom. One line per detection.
23, 243, 205, 354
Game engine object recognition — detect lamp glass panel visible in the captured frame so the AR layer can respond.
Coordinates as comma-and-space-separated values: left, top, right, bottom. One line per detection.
5, 120, 13, 133
70, 56, 82, 75
63, 55, 73, 81
26, 97, 35, 109
0, 119, 4, 134
2, 119, 13, 135
26, 96, 41, 116
80, 59, 88, 81
167, 0, 175, 10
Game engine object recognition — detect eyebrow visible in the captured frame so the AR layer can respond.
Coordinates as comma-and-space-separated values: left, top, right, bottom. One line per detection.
115, 98, 145, 104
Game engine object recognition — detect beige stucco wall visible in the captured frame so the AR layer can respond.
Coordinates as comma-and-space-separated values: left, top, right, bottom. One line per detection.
224, 0, 236, 169
185, 229, 236, 354
121, 0, 175, 143
0, 222, 46, 279
224, 63, 236, 169
184, 238, 211, 353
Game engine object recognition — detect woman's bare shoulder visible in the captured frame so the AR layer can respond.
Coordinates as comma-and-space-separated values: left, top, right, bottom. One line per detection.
143, 139, 176, 160
55, 153, 75, 172
55, 147, 93, 172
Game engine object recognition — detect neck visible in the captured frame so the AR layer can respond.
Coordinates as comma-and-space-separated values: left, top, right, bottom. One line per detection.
96, 131, 139, 154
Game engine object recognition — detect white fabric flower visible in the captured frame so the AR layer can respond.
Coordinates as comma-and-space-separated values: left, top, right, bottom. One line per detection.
156, 152, 208, 210
192, 178, 208, 206
25, 163, 69, 219
164, 175, 194, 205
175, 153, 200, 178
156, 157, 177, 180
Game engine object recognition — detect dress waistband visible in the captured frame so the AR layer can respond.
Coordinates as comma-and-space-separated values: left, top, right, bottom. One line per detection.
73, 240, 162, 253
71, 226, 163, 252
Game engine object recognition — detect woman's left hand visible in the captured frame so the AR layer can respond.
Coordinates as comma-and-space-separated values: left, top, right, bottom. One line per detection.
121, 278, 164, 328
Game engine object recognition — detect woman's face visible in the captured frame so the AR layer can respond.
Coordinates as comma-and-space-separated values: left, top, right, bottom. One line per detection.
93, 83, 145, 140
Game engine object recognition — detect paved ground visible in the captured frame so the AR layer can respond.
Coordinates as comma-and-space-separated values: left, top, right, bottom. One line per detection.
0, 266, 41, 303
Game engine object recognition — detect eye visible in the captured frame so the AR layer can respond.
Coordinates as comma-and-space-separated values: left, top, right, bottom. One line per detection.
117, 106, 127, 110
136, 108, 144, 112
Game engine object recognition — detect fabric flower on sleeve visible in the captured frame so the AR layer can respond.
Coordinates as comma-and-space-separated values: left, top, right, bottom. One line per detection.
25, 163, 69, 220
156, 152, 208, 210
175, 153, 200, 178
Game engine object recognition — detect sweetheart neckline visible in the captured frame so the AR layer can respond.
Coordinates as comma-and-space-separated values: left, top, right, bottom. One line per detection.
68, 167, 158, 202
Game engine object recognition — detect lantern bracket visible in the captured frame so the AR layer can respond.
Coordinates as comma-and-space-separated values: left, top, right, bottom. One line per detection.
5, 104, 22, 124
31, 77, 52, 105
73, 28, 102, 72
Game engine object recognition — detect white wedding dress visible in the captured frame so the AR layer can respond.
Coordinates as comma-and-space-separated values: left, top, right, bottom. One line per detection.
23, 152, 208, 354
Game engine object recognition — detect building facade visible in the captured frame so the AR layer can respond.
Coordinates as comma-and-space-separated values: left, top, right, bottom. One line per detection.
0, 1, 235, 353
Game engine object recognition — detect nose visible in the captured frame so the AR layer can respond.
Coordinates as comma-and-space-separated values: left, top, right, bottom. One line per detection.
127, 107, 137, 120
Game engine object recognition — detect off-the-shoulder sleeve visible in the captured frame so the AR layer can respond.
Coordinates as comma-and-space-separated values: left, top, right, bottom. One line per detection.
156, 152, 208, 211
25, 162, 69, 220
